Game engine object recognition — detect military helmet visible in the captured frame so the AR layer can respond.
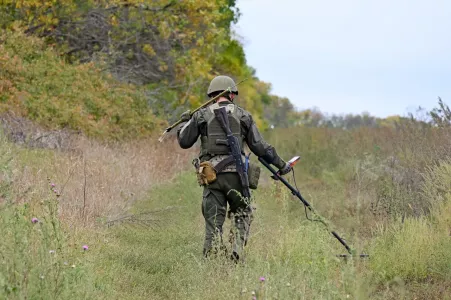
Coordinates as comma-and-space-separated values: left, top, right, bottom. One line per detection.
207, 75, 238, 97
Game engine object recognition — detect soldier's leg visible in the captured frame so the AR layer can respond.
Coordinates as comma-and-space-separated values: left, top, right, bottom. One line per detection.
229, 204, 253, 259
218, 173, 254, 260
201, 187, 227, 257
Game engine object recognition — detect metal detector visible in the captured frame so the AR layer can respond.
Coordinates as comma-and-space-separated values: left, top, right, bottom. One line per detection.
259, 156, 369, 259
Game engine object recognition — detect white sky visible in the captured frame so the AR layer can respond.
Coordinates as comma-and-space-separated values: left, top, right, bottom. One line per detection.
235, 0, 451, 117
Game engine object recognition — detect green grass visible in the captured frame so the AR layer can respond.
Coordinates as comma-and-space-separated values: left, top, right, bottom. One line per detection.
370, 217, 451, 282
92, 172, 370, 300
0, 140, 100, 299
89, 167, 451, 300
2, 125, 451, 299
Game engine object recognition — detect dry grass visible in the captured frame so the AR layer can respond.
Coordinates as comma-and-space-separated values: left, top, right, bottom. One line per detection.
7, 134, 196, 226
3, 115, 451, 299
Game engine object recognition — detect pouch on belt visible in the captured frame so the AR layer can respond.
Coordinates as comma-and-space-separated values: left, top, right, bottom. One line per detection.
195, 161, 217, 186
247, 162, 261, 189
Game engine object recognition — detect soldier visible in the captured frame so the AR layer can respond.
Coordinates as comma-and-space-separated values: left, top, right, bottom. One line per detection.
177, 75, 291, 261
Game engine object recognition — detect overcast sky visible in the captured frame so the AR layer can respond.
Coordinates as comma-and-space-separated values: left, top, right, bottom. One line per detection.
234, 0, 451, 117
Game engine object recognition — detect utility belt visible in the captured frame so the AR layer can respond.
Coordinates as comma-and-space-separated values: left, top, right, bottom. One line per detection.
193, 155, 260, 189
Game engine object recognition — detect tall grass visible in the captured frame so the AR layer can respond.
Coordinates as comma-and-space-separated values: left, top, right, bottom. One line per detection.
92, 166, 451, 299
3, 134, 194, 225
93, 172, 364, 300
0, 134, 97, 299
366, 161, 451, 298
265, 121, 451, 222
0, 132, 194, 298
3, 116, 451, 298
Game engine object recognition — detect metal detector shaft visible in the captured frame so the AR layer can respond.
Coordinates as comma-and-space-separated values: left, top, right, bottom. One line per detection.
258, 157, 353, 255
332, 231, 351, 254
258, 157, 313, 210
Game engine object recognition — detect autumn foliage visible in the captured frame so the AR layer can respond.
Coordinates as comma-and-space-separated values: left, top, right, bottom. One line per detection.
1, 0, 278, 130
0, 30, 161, 138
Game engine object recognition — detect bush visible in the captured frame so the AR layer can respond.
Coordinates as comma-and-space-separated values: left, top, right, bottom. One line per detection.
0, 30, 163, 139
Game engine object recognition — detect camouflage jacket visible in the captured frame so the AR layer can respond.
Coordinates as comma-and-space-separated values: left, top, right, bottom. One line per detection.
177, 100, 286, 170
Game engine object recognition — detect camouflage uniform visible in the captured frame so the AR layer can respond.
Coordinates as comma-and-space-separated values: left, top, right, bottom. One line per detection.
177, 99, 286, 259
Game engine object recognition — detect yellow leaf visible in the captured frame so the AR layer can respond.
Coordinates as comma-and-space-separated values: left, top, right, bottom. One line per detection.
142, 44, 156, 57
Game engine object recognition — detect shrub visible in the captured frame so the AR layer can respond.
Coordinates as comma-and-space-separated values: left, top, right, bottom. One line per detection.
0, 30, 163, 140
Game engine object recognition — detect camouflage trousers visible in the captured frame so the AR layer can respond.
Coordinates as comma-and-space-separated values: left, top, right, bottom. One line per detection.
201, 173, 253, 260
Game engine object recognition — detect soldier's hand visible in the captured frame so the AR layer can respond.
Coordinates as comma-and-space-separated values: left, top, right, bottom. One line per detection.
278, 163, 292, 176
180, 110, 191, 122
270, 163, 292, 180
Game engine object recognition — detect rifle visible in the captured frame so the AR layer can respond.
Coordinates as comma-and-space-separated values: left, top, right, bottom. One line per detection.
158, 78, 248, 142
214, 107, 251, 199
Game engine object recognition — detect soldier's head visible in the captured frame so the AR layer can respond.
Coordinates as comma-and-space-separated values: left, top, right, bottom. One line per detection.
207, 75, 238, 102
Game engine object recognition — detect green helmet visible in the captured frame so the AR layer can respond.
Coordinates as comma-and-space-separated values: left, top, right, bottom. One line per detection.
207, 75, 238, 97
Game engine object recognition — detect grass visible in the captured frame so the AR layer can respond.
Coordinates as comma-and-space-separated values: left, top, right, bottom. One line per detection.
0, 155, 100, 299
2, 122, 451, 299
2, 15, 451, 300
89, 169, 451, 299
0, 132, 193, 299
94, 172, 357, 300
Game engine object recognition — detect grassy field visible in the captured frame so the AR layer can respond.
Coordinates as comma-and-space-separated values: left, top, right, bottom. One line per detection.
2, 19, 451, 300
2, 122, 451, 299
93, 172, 364, 300
90, 170, 451, 300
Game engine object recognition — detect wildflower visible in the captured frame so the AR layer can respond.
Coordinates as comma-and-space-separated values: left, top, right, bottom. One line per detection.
40, 274, 44, 280
63, 262, 68, 265
252, 297, 256, 300
71, 264, 76, 268
49, 250, 55, 254
31, 217, 39, 224
51, 183, 55, 187
251, 291, 255, 296
259, 277, 265, 282
286, 282, 291, 287
53, 189, 57, 193
82, 245, 89, 251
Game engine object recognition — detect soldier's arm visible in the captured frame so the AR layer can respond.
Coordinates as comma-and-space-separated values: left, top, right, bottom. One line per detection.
241, 114, 286, 169
177, 112, 200, 149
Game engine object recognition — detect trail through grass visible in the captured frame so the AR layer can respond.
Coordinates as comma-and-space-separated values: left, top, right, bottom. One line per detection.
3, 127, 451, 299
88, 168, 451, 300
94, 173, 373, 300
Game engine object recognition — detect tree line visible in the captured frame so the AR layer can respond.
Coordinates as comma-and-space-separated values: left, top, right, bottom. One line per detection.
1, 1, 449, 132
